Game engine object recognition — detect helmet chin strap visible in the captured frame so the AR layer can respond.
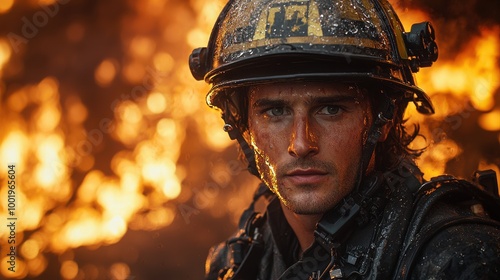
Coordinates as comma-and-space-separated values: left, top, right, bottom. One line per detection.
221, 109, 260, 177
355, 94, 395, 193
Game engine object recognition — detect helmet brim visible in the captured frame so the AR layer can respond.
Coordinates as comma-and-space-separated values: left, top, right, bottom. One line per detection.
206, 52, 434, 115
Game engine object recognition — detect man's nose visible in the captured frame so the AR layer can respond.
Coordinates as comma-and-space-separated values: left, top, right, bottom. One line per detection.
288, 116, 319, 158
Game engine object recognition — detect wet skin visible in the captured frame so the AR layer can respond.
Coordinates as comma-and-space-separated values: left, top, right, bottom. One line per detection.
248, 82, 373, 216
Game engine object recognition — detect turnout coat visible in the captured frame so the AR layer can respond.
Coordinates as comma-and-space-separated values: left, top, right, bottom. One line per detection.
205, 166, 500, 280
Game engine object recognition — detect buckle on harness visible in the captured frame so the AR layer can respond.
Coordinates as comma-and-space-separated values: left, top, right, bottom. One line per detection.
473, 169, 499, 198
315, 197, 362, 251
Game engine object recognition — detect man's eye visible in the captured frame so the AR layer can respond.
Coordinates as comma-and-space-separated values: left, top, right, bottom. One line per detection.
318, 105, 341, 115
265, 107, 286, 116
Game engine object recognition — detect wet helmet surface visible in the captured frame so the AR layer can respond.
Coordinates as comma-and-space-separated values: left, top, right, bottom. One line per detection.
189, 0, 438, 114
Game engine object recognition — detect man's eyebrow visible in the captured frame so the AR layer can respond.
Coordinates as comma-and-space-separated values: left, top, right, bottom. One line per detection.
308, 95, 358, 105
251, 95, 358, 108
251, 98, 289, 108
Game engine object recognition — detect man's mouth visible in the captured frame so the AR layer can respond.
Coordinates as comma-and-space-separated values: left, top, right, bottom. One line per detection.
284, 168, 328, 185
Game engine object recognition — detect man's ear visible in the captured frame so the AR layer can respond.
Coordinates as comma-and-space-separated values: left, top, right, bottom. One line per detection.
378, 122, 392, 142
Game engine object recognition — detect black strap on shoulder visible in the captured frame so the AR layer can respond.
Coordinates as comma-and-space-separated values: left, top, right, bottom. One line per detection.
393, 174, 500, 280
218, 184, 270, 280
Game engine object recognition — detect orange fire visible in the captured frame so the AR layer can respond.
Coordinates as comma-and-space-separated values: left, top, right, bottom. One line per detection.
0, 1, 499, 279
413, 26, 500, 180
395, 5, 500, 180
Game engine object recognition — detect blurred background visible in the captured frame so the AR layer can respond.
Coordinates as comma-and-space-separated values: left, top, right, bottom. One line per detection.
0, 0, 499, 279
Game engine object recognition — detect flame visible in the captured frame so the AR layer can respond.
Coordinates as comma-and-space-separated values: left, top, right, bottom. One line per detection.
395, 6, 500, 180
0, 39, 11, 72
0, 0, 14, 14
418, 28, 500, 112
60, 260, 78, 279
0, 1, 498, 279
95, 59, 118, 87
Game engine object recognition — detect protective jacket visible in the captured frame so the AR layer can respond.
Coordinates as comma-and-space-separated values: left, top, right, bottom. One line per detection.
205, 165, 500, 280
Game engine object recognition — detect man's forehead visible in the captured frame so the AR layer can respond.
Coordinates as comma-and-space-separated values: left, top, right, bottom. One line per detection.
248, 81, 365, 100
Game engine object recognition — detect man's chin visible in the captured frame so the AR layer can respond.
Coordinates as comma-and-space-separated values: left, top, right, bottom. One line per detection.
282, 198, 333, 216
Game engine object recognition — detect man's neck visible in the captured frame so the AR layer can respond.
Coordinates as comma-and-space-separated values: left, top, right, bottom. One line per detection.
280, 202, 323, 253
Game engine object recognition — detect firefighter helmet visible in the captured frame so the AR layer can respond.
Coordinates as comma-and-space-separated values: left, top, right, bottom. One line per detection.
189, 0, 438, 114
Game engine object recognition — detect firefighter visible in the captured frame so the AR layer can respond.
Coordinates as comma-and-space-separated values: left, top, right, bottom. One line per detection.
189, 0, 500, 279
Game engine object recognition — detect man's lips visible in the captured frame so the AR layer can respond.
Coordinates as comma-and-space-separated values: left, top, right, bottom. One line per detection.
284, 169, 328, 185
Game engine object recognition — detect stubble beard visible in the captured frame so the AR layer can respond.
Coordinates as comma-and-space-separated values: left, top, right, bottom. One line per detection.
257, 158, 360, 216
277, 180, 350, 215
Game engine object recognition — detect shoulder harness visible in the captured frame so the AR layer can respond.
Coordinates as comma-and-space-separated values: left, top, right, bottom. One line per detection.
217, 169, 500, 280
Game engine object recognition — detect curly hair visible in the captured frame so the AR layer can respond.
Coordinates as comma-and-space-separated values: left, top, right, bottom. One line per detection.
370, 92, 424, 171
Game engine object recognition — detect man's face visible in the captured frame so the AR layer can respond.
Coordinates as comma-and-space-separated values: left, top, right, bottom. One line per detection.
248, 82, 372, 215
